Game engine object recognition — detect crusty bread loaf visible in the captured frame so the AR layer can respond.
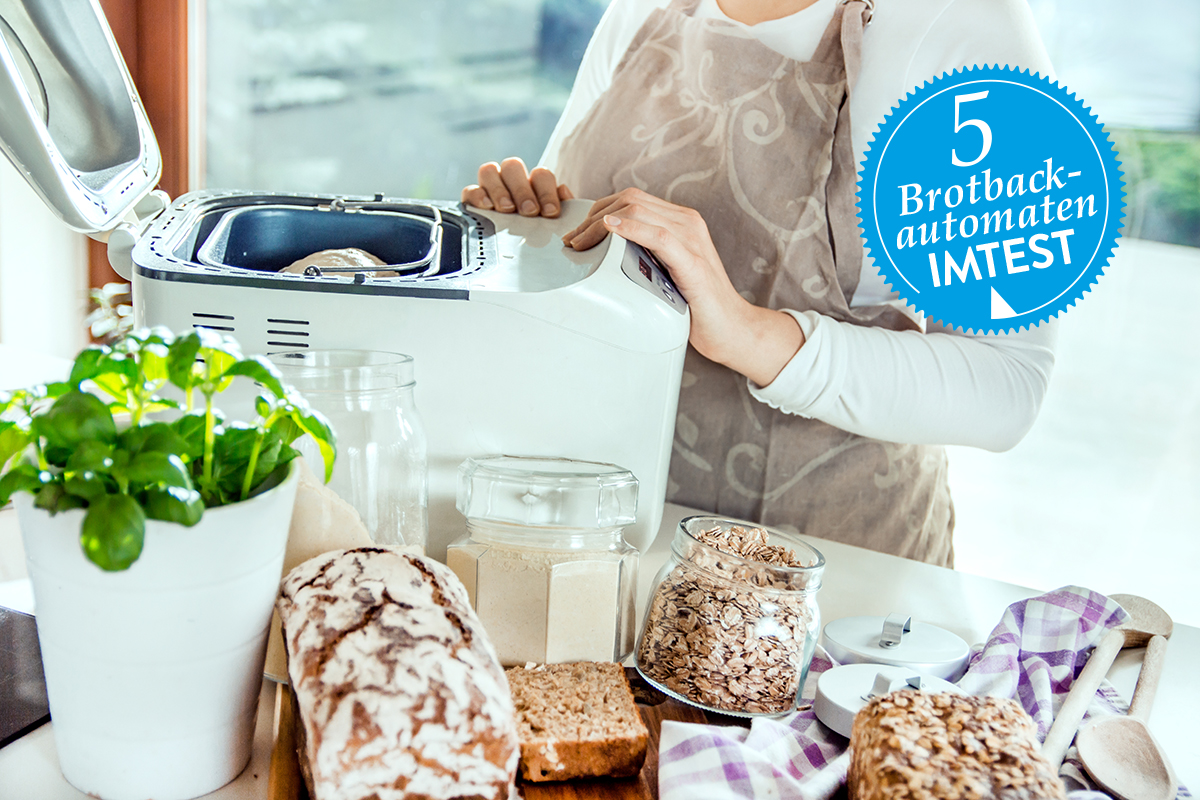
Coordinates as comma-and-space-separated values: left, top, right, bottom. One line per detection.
848, 690, 1066, 800
505, 662, 648, 782
278, 547, 519, 800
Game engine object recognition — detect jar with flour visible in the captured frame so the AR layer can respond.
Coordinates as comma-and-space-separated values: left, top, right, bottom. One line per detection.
446, 456, 639, 666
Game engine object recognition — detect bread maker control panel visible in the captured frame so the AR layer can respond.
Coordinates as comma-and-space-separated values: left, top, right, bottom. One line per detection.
620, 242, 688, 315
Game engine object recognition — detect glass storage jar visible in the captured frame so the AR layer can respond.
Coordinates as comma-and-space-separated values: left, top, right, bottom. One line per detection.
270, 350, 427, 551
446, 456, 639, 667
636, 516, 824, 717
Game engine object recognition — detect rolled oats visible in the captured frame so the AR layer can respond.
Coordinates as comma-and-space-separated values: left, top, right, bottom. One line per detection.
636, 523, 821, 715
847, 691, 1067, 800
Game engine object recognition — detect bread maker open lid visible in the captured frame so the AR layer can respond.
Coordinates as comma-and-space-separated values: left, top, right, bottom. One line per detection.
0, 0, 161, 236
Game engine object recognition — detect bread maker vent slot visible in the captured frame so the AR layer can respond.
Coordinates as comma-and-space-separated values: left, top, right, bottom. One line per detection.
192, 312, 234, 332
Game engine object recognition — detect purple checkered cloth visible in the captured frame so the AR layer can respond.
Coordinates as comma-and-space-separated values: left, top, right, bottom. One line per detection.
657, 585, 1190, 800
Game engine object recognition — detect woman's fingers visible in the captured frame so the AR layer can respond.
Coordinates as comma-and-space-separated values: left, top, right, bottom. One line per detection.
461, 184, 493, 210
529, 168, 562, 217
499, 158, 542, 216
563, 195, 628, 248
477, 162, 516, 212
564, 188, 699, 248
600, 213, 694, 271
467, 160, 572, 217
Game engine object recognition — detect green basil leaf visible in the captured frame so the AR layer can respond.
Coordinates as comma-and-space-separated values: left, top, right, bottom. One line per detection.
33, 482, 85, 514
42, 445, 73, 467
66, 440, 115, 473
0, 464, 46, 505
269, 415, 302, 446
209, 423, 258, 463
88, 372, 130, 404
80, 494, 145, 571
65, 472, 111, 501
119, 422, 188, 458
169, 412, 219, 460
167, 332, 203, 390
68, 347, 110, 387
35, 391, 117, 449
139, 342, 171, 385
219, 356, 287, 400
288, 408, 337, 482
101, 351, 138, 384
205, 425, 278, 499
107, 449, 131, 482
199, 478, 233, 508
44, 382, 72, 399
143, 485, 204, 527
248, 459, 292, 498
277, 443, 299, 467
0, 422, 32, 473
126, 452, 192, 489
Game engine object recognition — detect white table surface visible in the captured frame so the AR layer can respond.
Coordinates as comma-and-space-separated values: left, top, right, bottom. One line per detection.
1, 501, 1197, 797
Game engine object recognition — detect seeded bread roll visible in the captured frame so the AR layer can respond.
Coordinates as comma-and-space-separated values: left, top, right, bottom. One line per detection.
848, 690, 1066, 800
278, 547, 519, 800
506, 662, 648, 782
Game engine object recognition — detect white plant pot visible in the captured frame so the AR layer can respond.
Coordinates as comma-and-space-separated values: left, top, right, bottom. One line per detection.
15, 461, 299, 800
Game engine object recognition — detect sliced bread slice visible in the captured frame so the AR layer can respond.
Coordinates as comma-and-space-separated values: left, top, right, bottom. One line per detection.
505, 662, 649, 782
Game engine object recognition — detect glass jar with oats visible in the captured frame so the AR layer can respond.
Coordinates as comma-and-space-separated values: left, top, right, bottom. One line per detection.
446, 456, 640, 667
636, 516, 825, 717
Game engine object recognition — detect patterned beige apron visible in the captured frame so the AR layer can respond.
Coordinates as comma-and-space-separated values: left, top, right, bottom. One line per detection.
557, 0, 954, 565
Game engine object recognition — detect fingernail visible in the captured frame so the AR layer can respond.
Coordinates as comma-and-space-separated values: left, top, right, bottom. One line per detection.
543, 204, 558, 216
604, 214, 621, 226
521, 200, 538, 215
498, 198, 515, 211
479, 197, 494, 210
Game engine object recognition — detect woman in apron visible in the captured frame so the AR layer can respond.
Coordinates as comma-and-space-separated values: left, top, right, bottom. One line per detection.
462, 0, 1057, 567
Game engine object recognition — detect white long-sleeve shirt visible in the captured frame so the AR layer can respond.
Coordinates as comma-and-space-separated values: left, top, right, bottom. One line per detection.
541, 0, 1059, 452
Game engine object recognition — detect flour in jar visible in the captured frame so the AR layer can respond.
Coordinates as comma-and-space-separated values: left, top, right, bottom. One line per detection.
447, 542, 629, 667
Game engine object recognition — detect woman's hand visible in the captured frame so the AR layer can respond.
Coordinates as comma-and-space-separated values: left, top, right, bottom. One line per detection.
461, 157, 574, 218
564, 188, 805, 386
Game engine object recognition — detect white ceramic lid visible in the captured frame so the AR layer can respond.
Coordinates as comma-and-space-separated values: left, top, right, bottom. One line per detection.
0, 0, 161, 234
813, 663, 966, 738
822, 614, 971, 680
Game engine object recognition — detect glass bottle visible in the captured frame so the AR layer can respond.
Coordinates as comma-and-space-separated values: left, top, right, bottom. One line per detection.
270, 350, 427, 551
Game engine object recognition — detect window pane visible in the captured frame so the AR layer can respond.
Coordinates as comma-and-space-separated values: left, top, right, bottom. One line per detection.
204, 0, 609, 198
953, 0, 1200, 626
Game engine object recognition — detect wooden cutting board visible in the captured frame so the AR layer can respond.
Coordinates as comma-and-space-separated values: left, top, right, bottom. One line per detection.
268, 668, 747, 800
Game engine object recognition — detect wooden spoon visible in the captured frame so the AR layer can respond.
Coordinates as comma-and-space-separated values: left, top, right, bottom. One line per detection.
1075, 632, 1177, 800
1040, 594, 1173, 769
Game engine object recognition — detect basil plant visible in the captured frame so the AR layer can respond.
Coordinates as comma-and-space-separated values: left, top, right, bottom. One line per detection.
0, 328, 335, 571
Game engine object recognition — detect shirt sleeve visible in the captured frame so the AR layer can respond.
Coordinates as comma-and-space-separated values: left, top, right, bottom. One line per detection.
540, 0, 659, 172
751, 0, 1060, 452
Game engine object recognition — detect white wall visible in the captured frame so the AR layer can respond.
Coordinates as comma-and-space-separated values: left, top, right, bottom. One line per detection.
0, 156, 88, 360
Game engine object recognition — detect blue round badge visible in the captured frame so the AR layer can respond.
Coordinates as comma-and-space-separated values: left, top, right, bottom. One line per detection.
858, 66, 1123, 333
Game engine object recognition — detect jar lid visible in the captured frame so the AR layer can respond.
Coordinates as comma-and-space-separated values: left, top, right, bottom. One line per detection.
822, 614, 971, 681
456, 456, 638, 529
813, 664, 966, 738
